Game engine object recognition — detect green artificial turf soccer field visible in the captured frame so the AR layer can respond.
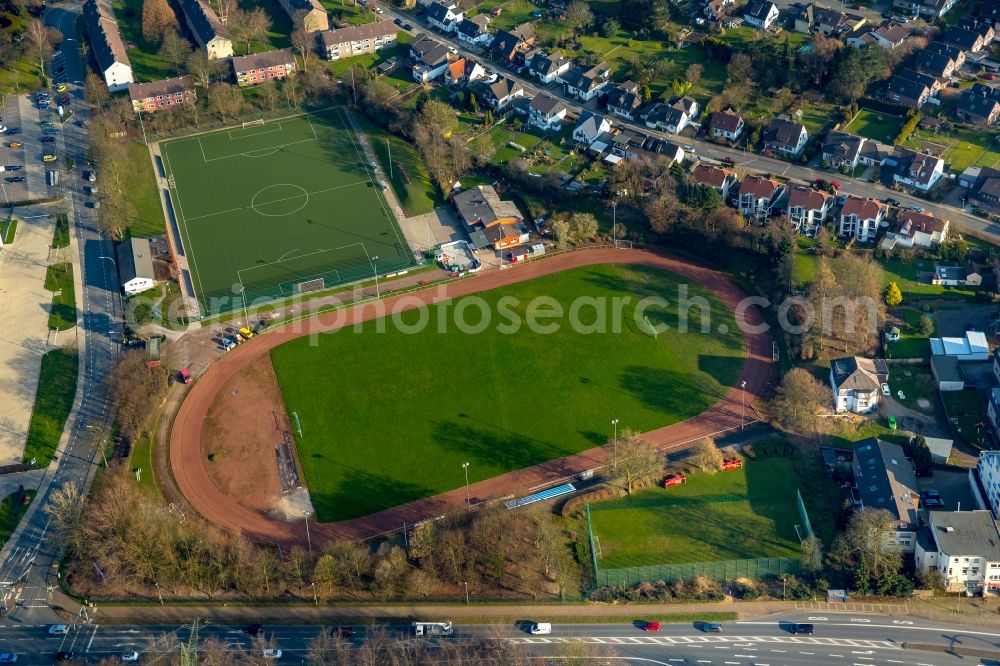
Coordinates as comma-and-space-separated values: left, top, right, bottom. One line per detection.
160, 109, 413, 311
269, 263, 746, 522
588, 456, 802, 568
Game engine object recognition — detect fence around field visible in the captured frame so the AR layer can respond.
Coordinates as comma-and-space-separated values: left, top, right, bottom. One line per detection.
595, 557, 801, 587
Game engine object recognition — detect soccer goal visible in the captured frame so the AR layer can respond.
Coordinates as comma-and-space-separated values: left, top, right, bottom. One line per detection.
242, 118, 265, 129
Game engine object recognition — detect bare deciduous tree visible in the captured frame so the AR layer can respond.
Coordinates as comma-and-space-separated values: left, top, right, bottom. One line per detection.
690, 437, 723, 473
607, 429, 661, 495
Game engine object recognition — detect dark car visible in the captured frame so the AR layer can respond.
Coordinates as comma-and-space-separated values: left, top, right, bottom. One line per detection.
244, 624, 263, 636
40, 136, 56, 143
5, 176, 25, 183
404, 22, 413, 30
330, 626, 355, 639
5, 127, 19, 135
5, 165, 22, 170
58, 94, 71, 105
394, 17, 402, 25
53, 653, 75, 663
790, 623, 815, 635
884, 197, 901, 206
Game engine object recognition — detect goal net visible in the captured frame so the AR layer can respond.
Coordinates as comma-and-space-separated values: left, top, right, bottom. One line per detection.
242, 119, 265, 128
294, 278, 325, 295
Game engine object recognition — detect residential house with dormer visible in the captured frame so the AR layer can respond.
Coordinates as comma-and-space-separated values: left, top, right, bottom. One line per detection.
490, 23, 535, 64
889, 148, 945, 191
527, 50, 571, 84
822, 131, 866, 169
832, 358, 888, 413
573, 111, 612, 146
881, 210, 950, 250
606, 81, 643, 121
643, 96, 699, 134
526, 94, 567, 130
563, 63, 610, 101
763, 117, 808, 156
456, 14, 493, 45
426, 1, 464, 32
852, 437, 919, 552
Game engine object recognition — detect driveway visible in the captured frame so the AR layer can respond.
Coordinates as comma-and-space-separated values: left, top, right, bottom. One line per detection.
879, 396, 950, 439
933, 303, 997, 337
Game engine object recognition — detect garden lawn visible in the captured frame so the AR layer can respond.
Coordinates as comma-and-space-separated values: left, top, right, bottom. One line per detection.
44, 263, 76, 331
589, 455, 802, 568
270, 263, 746, 522
845, 108, 905, 143
24, 348, 79, 467
942, 389, 989, 449
880, 257, 976, 301
904, 127, 1000, 173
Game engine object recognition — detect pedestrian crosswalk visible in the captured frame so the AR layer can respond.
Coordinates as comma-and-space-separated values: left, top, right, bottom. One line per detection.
509, 635, 896, 648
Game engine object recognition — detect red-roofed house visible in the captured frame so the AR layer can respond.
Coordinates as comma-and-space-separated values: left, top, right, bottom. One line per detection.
880, 211, 949, 250
737, 175, 784, 222
838, 195, 884, 242
690, 164, 738, 201
787, 185, 832, 232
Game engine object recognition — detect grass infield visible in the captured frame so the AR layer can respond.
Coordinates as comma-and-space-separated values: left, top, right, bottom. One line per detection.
589, 456, 802, 569
160, 109, 413, 312
270, 263, 746, 522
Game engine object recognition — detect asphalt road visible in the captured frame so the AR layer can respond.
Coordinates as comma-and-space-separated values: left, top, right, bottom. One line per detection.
382, 5, 1000, 243
0, 0, 120, 630
1, 613, 998, 663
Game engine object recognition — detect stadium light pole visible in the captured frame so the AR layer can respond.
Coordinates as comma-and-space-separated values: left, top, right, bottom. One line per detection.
740, 380, 747, 431
371, 255, 381, 299
611, 418, 618, 467
462, 461, 471, 512
237, 284, 249, 324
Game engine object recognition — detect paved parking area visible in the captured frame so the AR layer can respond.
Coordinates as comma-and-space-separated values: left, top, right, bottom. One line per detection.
0, 209, 57, 465
918, 467, 975, 513
0, 95, 28, 204
398, 206, 467, 251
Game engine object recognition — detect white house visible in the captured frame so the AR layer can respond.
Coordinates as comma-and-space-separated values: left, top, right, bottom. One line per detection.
744, 0, 780, 29
853, 438, 919, 553
526, 94, 567, 130
83, 0, 134, 92
830, 356, 887, 414
976, 451, 1000, 515
763, 118, 808, 157
644, 96, 699, 134
737, 175, 783, 222
455, 14, 492, 46
690, 164, 738, 201
411, 34, 452, 82
880, 211, 949, 250
606, 81, 643, 121
708, 109, 745, 141
116, 238, 156, 296
838, 195, 885, 243
786, 185, 832, 232
890, 148, 945, 191
562, 63, 610, 101
426, 1, 464, 32
915, 510, 1000, 595
481, 77, 524, 109
573, 111, 612, 146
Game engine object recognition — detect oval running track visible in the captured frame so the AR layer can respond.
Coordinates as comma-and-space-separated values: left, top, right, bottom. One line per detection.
170, 248, 773, 545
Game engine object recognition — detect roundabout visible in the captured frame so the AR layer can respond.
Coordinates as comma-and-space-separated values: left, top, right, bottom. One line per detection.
169, 249, 773, 545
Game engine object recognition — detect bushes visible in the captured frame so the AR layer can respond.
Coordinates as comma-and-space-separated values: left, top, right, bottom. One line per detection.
591, 576, 725, 603
893, 112, 922, 146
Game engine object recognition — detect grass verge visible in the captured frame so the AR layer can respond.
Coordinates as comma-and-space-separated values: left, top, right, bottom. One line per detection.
2, 218, 16, 245
24, 347, 79, 467
45, 263, 77, 331
0, 489, 36, 545
51, 213, 69, 249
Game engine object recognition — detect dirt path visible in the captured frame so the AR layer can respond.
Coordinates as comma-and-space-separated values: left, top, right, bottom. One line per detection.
169, 249, 773, 545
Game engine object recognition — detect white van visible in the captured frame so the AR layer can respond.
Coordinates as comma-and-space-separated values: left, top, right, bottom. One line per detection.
529, 623, 552, 635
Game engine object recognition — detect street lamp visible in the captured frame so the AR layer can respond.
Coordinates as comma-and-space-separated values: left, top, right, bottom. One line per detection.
740, 380, 747, 431
611, 418, 619, 467
371, 255, 380, 299
237, 284, 250, 325
611, 200, 617, 249
304, 510, 313, 557
463, 580, 469, 605
85, 424, 109, 467
462, 461, 471, 512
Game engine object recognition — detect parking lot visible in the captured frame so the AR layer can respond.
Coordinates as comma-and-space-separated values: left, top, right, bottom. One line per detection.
1, 90, 71, 204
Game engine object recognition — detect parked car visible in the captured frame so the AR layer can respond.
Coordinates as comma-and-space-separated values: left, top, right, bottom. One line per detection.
43, 154, 58, 162
5, 176, 25, 183
881, 383, 890, 396
394, 17, 402, 25
121, 652, 140, 662
884, 197, 901, 206
888, 415, 897, 430
404, 22, 413, 29
40, 136, 55, 143
0, 125, 6, 134
8, 142, 21, 148
5, 165, 22, 171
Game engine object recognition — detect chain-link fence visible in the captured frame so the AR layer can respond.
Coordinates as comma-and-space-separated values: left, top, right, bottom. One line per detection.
594, 557, 801, 587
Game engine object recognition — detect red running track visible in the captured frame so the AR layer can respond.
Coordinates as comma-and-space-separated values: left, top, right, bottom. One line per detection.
169, 249, 773, 545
